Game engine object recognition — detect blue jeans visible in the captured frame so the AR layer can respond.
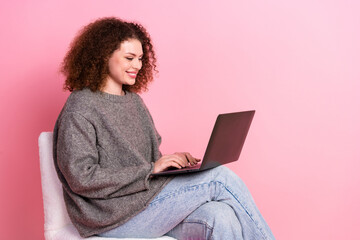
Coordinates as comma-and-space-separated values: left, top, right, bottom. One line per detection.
99, 166, 275, 240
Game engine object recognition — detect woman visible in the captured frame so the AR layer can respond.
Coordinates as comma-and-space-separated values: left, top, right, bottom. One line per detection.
53, 17, 275, 240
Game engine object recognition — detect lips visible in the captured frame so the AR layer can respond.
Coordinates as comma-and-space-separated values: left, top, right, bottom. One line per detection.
126, 71, 137, 78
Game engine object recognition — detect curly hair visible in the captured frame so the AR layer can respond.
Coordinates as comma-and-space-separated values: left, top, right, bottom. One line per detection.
61, 17, 157, 93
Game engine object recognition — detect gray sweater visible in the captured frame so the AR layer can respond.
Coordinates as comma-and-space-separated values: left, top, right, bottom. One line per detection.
53, 88, 172, 237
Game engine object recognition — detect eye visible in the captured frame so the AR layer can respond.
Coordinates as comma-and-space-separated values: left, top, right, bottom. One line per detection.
125, 57, 133, 61
139, 58, 143, 61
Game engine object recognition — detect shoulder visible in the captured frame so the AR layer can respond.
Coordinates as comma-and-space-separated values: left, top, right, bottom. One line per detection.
126, 91, 148, 109
62, 88, 99, 115
127, 92, 156, 123
128, 91, 142, 102
67, 88, 96, 106
53, 89, 100, 129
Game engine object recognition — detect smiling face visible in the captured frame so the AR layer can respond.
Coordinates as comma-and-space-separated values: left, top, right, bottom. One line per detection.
102, 38, 143, 95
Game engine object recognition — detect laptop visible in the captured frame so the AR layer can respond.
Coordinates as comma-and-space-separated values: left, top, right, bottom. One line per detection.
151, 110, 255, 176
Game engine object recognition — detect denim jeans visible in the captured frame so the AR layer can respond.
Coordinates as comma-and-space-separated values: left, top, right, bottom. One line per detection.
99, 166, 275, 240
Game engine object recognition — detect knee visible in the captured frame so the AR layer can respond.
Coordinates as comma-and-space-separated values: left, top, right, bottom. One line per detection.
211, 165, 237, 178
211, 166, 246, 186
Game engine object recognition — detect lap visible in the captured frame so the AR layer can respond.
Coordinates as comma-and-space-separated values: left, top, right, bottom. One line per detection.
98, 166, 242, 238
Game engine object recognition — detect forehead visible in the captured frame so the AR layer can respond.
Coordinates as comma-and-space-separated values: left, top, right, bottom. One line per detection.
118, 39, 143, 54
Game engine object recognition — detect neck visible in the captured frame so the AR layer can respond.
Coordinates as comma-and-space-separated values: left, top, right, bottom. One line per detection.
102, 78, 125, 96
102, 89, 125, 96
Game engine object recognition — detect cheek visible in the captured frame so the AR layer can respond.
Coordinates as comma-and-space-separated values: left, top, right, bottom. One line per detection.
109, 61, 127, 76
118, 60, 130, 71
109, 65, 118, 77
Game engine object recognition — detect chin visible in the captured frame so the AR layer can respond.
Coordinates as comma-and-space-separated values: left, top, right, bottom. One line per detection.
128, 80, 136, 85
124, 80, 136, 86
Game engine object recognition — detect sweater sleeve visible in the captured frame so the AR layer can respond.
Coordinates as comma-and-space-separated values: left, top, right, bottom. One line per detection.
56, 112, 154, 199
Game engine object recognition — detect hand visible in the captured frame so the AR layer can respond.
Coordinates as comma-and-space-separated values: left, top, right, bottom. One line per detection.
153, 152, 201, 174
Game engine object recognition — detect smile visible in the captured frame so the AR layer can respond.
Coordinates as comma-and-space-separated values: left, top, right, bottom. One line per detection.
126, 71, 137, 78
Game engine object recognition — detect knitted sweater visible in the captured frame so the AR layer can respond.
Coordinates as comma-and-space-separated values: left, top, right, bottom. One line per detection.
53, 88, 172, 237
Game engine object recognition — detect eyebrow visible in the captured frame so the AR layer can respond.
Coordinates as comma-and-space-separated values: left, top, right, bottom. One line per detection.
125, 52, 143, 57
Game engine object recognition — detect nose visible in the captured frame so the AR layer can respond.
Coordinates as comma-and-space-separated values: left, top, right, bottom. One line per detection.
132, 59, 142, 70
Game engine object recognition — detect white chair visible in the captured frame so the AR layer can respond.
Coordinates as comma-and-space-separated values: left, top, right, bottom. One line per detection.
39, 132, 175, 240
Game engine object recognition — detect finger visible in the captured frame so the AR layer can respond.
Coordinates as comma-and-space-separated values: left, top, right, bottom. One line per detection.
183, 152, 199, 166
164, 154, 189, 167
168, 161, 183, 169
172, 156, 187, 168
162, 154, 187, 168
161, 159, 183, 170
183, 152, 194, 165
153, 158, 182, 173
173, 153, 188, 167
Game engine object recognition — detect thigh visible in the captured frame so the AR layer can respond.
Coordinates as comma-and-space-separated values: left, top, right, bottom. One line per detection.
99, 169, 231, 238
99, 166, 274, 239
98, 168, 222, 238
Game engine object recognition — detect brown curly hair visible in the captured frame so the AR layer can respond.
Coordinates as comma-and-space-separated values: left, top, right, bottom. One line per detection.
61, 17, 157, 93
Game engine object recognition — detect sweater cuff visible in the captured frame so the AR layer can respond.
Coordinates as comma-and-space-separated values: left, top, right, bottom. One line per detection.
144, 162, 155, 189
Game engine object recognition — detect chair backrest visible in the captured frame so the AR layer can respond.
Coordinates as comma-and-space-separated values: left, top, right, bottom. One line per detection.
39, 132, 71, 232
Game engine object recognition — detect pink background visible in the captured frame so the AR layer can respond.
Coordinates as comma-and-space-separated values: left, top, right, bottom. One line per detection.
1, 0, 359, 239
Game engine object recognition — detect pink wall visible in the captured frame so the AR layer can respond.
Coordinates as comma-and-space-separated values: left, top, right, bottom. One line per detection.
1, 0, 359, 239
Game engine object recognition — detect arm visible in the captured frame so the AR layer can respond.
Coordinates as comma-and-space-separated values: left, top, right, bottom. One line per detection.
56, 112, 153, 199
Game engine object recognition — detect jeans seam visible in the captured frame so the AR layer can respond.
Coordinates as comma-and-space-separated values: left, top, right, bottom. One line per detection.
150, 182, 213, 206
182, 219, 214, 231
215, 180, 268, 240
182, 220, 214, 240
